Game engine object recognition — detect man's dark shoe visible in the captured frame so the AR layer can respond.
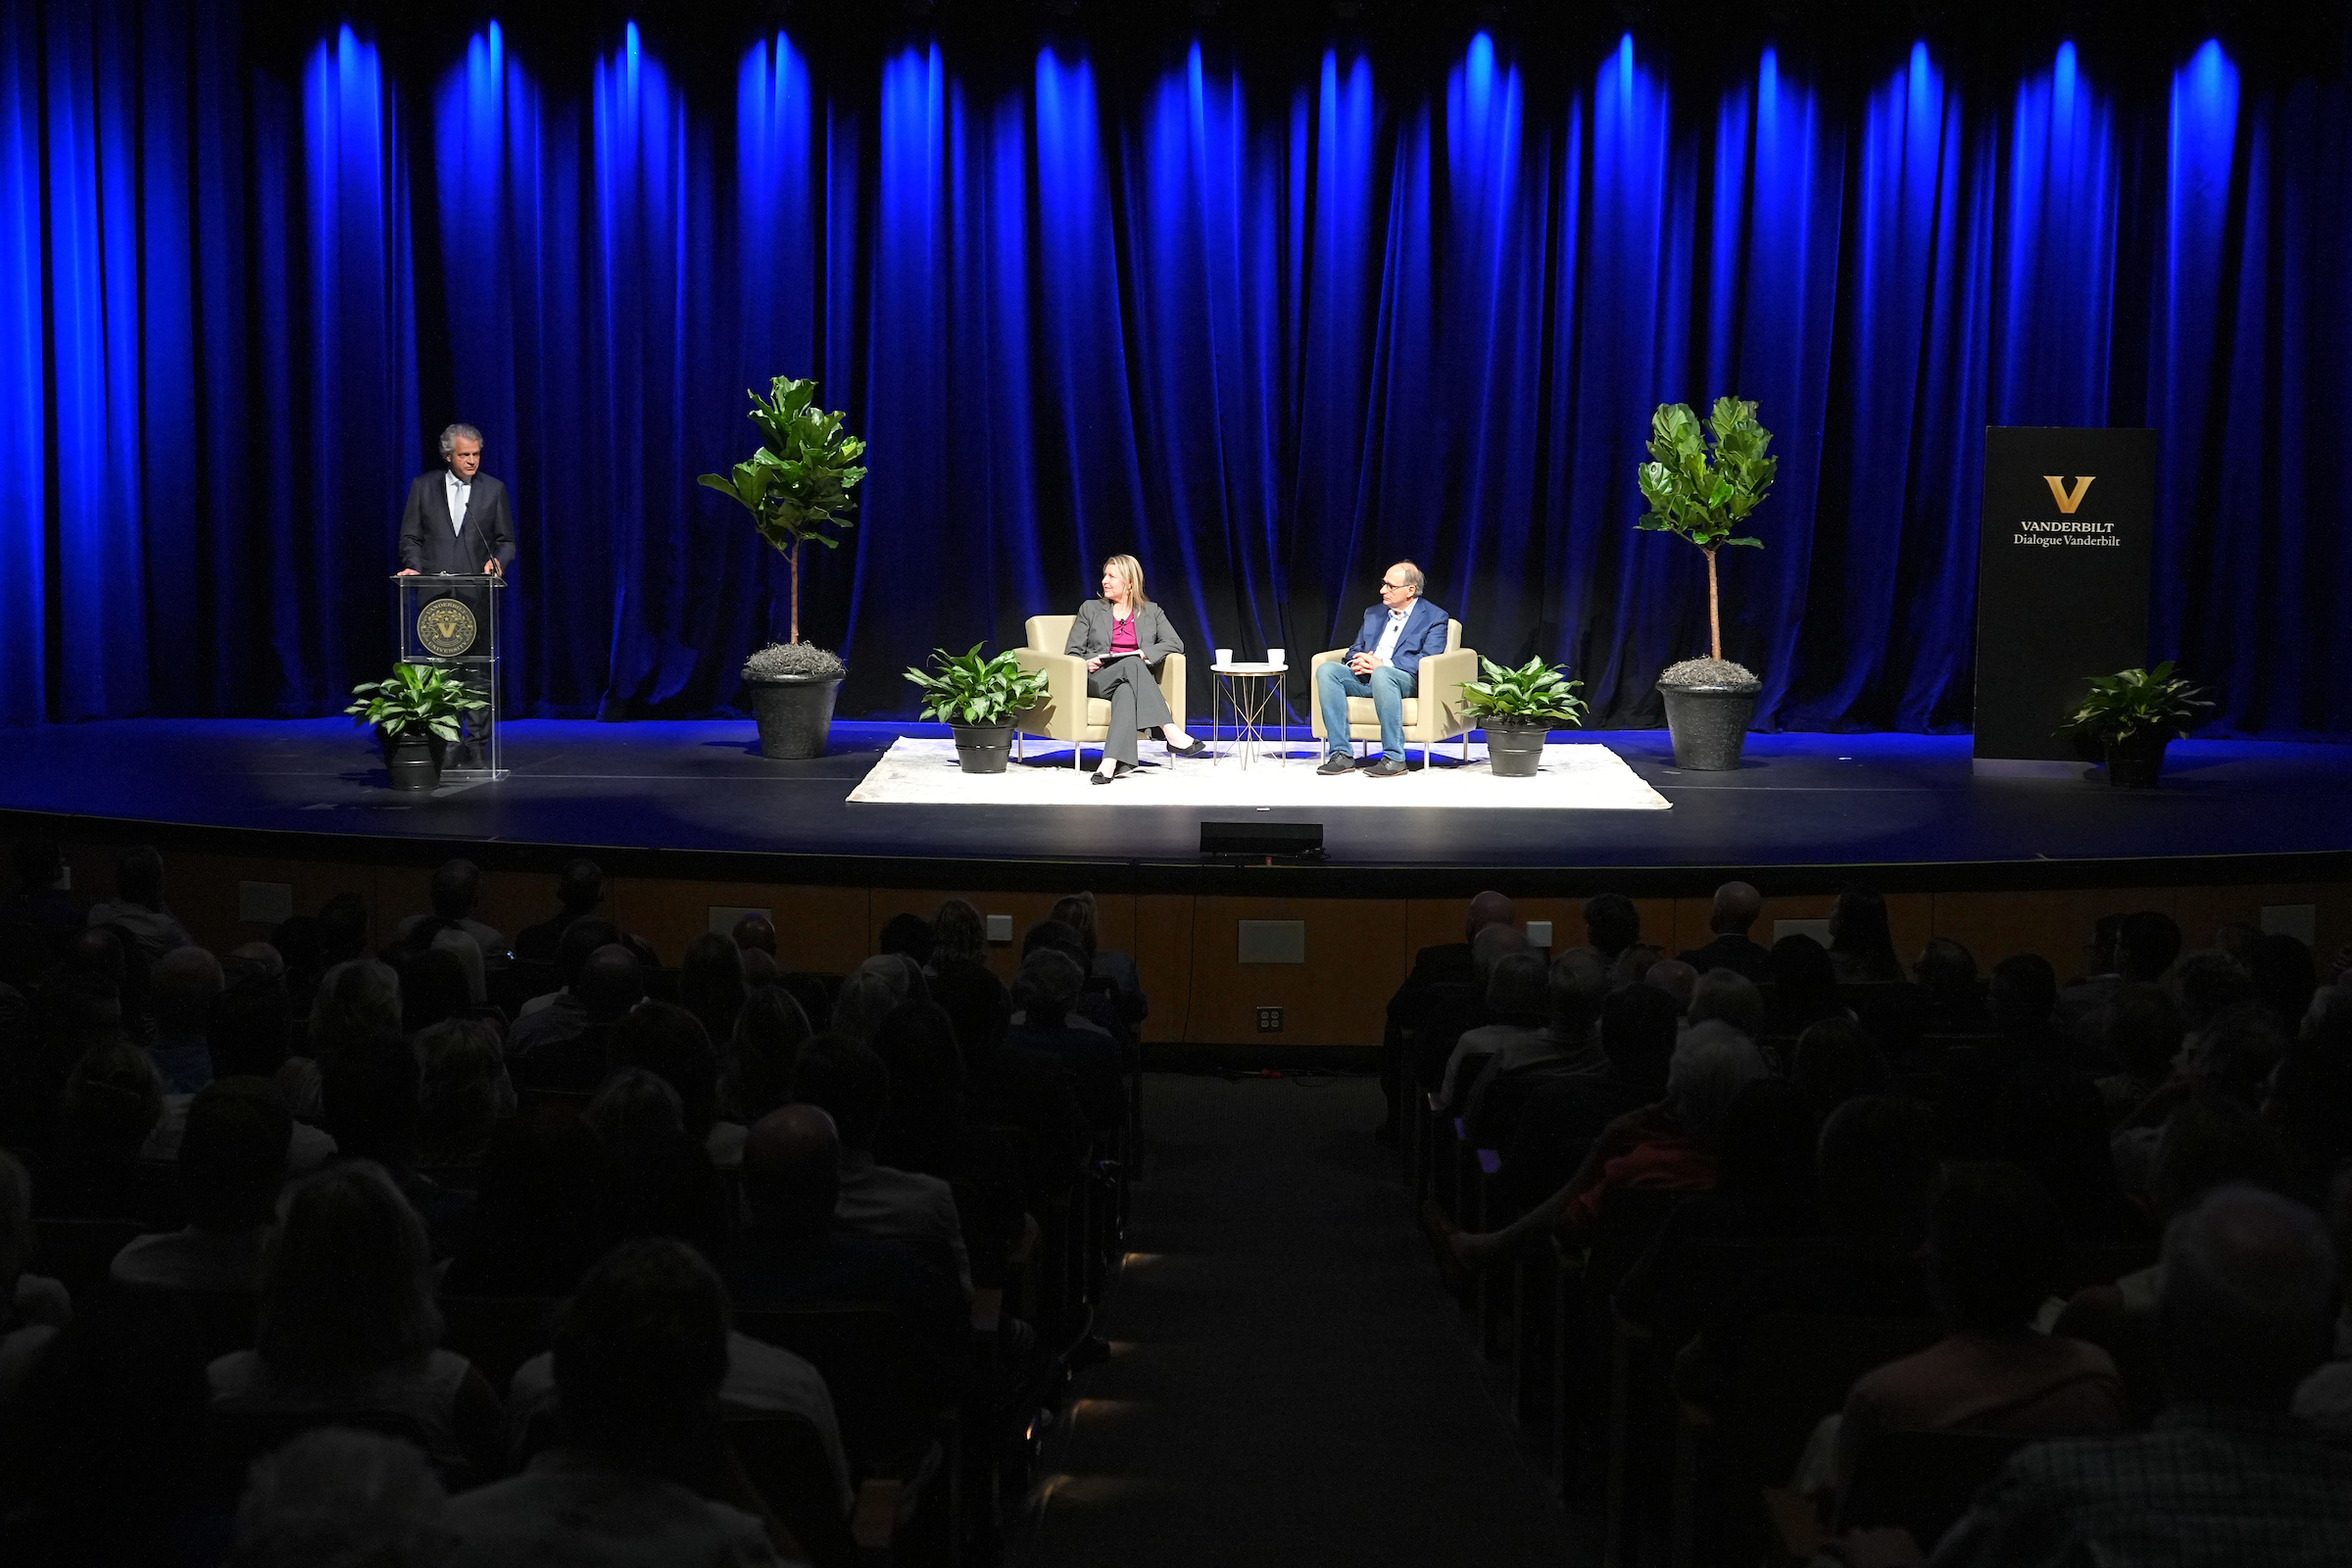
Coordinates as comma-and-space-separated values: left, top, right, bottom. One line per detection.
1367, 756, 1408, 778
1317, 753, 1356, 776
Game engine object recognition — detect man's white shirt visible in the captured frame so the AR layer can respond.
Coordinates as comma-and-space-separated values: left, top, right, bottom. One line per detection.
444, 470, 472, 536
1372, 606, 1409, 664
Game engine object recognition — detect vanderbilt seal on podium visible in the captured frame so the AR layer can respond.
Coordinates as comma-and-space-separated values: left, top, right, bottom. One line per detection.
416, 597, 479, 658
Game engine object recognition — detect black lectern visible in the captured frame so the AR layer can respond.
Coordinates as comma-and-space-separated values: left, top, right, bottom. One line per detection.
392, 573, 507, 781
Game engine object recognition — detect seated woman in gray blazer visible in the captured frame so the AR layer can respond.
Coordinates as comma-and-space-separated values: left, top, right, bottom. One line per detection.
1067, 555, 1208, 784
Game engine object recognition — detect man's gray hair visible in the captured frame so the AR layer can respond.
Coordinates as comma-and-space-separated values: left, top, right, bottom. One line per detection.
1391, 561, 1425, 594
437, 422, 483, 459
2158, 1181, 2338, 1403
232, 1426, 452, 1568
1666, 1022, 1770, 1148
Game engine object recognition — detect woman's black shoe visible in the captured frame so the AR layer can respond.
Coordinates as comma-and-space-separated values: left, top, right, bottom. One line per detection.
1166, 738, 1210, 759
1091, 761, 1138, 785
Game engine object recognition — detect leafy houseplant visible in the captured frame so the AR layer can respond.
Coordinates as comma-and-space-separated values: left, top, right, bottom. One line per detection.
344, 663, 490, 792
903, 645, 1052, 775
1636, 395, 1778, 770
2059, 662, 2212, 789
702, 377, 866, 760
1459, 657, 1588, 778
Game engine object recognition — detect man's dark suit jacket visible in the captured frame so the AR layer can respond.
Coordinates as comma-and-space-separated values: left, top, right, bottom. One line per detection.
398, 469, 517, 574
1677, 932, 1772, 981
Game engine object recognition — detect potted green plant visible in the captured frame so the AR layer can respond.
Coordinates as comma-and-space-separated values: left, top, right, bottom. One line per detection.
1637, 395, 1777, 770
903, 645, 1052, 774
700, 375, 868, 760
2059, 662, 2211, 789
344, 663, 490, 792
1459, 657, 1588, 778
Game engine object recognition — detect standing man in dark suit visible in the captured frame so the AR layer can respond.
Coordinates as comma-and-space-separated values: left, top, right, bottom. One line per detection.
1315, 561, 1451, 778
397, 423, 516, 577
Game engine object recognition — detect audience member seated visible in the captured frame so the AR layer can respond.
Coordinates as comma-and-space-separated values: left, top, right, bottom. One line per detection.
678, 933, 748, 1062
417, 1017, 506, 1171
112, 1076, 289, 1295
1644, 957, 1698, 1018
2290, 1179, 2352, 1441
1674, 1094, 1942, 1406
323, 1027, 474, 1256
37, 1039, 177, 1225
931, 962, 1087, 1202
513, 858, 604, 968
1435, 1023, 1770, 1277
294, 957, 406, 1120
1437, 949, 1551, 1111
925, 898, 991, 988
1823, 1160, 2125, 1498
1018, 919, 1124, 1048
1054, 891, 1148, 1029
1678, 880, 1770, 981
1610, 943, 1668, 991
1583, 892, 1642, 964
1461, 948, 1613, 1148
1, 835, 83, 953
731, 911, 779, 959
1685, 966, 1767, 1044
444, 1238, 790, 1565
85, 844, 195, 962
585, 1068, 728, 1259
870, 1000, 1027, 1290
0, 1150, 73, 1416
828, 961, 910, 1047
1791, 1016, 1892, 1119
395, 943, 481, 1037
1410, 920, 1528, 1096
229, 1426, 453, 1568
795, 1032, 972, 1298
2094, 983, 2184, 1123
208, 1160, 504, 1476
1927, 1184, 2352, 1566
1615, 1077, 1819, 1344
146, 944, 222, 1094
1855, 982, 1936, 1091
398, 858, 508, 966
441, 1102, 612, 1298
1827, 886, 1905, 985
1765, 934, 1850, 1037
1913, 937, 1993, 1034
2251, 931, 2319, 1034
721, 984, 811, 1133
2173, 949, 2257, 1054
877, 910, 936, 971
270, 913, 327, 1022
1004, 949, 1124, 1132
511, 943, 642, 1093
612, 1001, 726, 1163
722, 1105, 968, 1403
209, 964, 297, 1086
1381, 890, 1515, 1141
2056, 909, 2181, 1051
1498, 984, 1679, 1211
508, 916, 621, 1033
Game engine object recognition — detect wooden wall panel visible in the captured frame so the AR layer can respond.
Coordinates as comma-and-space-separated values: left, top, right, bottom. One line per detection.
1129, 894, 1197, 1045
1182, 897, 1405, 1048
609, 880, 870, 972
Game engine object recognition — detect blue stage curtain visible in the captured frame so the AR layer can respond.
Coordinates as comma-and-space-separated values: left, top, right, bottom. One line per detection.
1, 11, 2348, 734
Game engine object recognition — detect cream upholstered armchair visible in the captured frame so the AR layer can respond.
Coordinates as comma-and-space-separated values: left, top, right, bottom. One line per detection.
1011, 614, 1188, 769
1308, 619, 1478, 766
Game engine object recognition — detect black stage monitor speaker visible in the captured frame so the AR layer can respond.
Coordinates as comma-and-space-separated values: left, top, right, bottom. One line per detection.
1200, 821, 1324, 859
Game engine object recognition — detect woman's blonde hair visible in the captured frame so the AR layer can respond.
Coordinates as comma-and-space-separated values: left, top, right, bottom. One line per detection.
1100, 555, 1149, 609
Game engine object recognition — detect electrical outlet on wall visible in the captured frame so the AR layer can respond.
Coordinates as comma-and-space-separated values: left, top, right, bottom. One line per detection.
1256, 1006, 1283, 1033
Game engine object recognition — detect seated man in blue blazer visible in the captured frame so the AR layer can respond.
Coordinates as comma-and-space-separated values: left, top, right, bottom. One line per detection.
1315, 562, 1451, 778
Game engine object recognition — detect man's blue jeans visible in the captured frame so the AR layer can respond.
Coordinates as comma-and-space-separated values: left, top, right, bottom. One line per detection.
1316, 659, 1417, 761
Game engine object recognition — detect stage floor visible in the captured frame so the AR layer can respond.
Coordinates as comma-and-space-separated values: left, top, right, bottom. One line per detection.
3, 717, 2348, 895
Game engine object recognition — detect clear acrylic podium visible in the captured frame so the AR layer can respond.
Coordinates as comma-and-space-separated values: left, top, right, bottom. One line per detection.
392, 573, 507, 781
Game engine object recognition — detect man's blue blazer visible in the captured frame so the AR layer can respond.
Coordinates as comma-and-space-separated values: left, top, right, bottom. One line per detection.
1343, 597, 1452, 680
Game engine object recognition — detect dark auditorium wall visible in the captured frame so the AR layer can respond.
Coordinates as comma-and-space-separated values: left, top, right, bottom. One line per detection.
2, 5, 2348, 733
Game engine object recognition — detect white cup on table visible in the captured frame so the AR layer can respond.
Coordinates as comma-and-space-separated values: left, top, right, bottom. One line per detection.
1216, 648, 1233, 666
1267, 647, 1285, 665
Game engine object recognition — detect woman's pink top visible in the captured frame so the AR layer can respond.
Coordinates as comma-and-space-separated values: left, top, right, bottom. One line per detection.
1108, 612, 1139, 656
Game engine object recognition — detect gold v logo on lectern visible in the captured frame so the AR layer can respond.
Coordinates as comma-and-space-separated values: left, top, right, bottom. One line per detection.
2042, 474, 2094, 514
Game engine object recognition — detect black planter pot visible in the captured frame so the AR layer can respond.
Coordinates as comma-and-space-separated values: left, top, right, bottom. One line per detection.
1658, 681, 1761, 770
2103, 733, 2171, 789
951, 723, 1014, 774
1484, 720, 1549, 778
745, 673, 845, 760
379, 732, 446, 792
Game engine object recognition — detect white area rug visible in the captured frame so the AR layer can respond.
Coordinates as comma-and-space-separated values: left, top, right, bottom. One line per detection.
846, 738, 1672, 810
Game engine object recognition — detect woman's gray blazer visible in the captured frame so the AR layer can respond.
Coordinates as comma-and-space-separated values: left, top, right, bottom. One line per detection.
1064, 599, 1186, 663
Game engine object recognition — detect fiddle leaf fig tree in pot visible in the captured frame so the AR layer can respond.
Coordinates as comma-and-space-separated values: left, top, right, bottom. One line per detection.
1637, 395, 1778, 770
701, 375, 867, 760
1459, 657, 1588, 778
2059, 662, 2212, 789
345, 663, 490, 792
904, 645, 1052, 775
